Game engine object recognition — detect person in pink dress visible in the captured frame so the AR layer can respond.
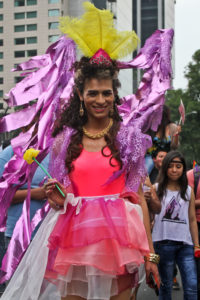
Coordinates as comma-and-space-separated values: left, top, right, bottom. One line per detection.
187, 165, 200, 297
0, 2, 175, 299
44, 53, 160, 300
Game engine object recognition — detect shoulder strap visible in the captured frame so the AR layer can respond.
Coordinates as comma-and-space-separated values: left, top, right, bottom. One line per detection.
193, 166, 200, 198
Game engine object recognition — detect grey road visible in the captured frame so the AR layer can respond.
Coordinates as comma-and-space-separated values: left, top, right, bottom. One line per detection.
137, 272, 183, 300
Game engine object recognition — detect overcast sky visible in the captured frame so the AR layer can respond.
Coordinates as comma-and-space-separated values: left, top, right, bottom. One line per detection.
174, 0, 200, 90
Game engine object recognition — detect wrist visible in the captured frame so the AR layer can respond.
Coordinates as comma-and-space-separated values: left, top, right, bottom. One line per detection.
144, 253, 160, 264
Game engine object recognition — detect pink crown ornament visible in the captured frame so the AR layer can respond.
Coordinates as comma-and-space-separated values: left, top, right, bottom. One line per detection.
89, 48, 112, 66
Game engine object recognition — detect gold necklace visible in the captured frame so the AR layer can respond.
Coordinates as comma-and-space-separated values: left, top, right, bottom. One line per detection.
82, 119, 113, 139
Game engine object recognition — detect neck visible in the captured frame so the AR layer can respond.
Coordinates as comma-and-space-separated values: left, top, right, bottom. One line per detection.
167, 179, 180, 190
85, 116, 111, 132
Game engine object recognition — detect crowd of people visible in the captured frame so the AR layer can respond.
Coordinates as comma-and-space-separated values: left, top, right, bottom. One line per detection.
0, 2, 199, 300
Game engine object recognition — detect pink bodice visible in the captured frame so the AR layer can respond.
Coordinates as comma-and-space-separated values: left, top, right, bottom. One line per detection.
69, 147, 125, 197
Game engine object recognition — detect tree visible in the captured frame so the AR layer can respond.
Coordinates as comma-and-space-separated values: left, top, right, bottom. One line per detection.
166, 49, 200, 168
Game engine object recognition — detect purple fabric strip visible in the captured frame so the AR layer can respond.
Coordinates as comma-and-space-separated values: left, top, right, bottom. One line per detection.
0, 104, 37, 133
0, 36, 76, 282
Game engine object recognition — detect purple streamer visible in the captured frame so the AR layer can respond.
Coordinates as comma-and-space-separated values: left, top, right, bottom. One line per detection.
0, 36, 76, 282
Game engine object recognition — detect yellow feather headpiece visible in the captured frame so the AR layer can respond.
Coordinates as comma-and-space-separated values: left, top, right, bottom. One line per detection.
59, 2, 139, 61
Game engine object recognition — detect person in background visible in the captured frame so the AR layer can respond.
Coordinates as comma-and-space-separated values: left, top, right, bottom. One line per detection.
187, 164, 200, 299
0, 140, 11, 295
144, 149, 167, 226
145, 105, 181, 175
146, 144, 181, 291
0, 116, 49, 297
149, 149, 168, 185
152, 151, 198, 300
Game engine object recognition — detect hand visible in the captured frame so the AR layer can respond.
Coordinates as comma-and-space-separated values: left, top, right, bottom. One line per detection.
144, 190, 152, 204
144, 176, 151, 187
145, 261, 160, 289
173, 125, 181, 136
44, 179, 66, 210
177, 125, 181, 133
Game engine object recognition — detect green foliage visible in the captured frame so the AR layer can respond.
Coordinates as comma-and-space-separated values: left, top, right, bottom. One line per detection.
166, 49, 200, 169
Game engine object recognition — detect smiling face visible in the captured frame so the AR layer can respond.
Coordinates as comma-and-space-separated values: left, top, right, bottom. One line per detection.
167, 157, 184, 182
79, 78, 115, 121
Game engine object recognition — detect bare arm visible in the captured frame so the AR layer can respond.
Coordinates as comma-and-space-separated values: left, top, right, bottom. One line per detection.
189, 189, 199, 246
12, 187, 46, 204
169, 123, 181, 149
138, 184, 160, 286
189, 190, 199, 245
138, 184, 156, 253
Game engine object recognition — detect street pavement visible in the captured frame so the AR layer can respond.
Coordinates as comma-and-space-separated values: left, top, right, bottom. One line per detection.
137, 272, 183, 300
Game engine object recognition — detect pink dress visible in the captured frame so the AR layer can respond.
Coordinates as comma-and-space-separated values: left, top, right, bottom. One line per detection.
44, 148, 149, 299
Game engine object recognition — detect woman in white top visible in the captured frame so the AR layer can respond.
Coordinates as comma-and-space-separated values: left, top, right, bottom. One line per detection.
152, 150, 199, 300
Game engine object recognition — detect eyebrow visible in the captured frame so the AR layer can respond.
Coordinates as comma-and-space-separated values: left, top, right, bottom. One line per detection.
87, 89, 113, 92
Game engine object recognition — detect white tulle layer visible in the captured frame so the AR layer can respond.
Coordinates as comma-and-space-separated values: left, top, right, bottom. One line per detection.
1, 199, 145, 300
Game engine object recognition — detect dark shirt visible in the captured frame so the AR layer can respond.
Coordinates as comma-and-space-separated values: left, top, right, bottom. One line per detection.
149, 167, 159, 184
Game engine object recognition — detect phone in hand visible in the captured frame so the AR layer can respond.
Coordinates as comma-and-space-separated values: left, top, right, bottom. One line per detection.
149, 272, 159, 296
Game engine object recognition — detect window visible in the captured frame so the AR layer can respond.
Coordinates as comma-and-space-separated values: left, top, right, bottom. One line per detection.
48, 9, 60, 17
48, 35, 59, 43
14, 25, 25, 32
0, 78, 3, 84
27, 11, 37, 18
14, 0, 25, 6
27, 36, 37, 44
0, 27, 3, 33
48, 0, 59, 3
0, 2, 3, 8
14, 38, 25, 45
27, 24, 37, 31
0, 90, 3, 97
27, 49, 37, 56
48, 22, 59, 29
0, 52, 3, 59
14, 12, 25, 19
0, 14, 3, 21
14, 76, 24, 83
14, 50, 25, 58
0, 39, 3, 46
27, 0, 37, 5
0, 65, 3, 71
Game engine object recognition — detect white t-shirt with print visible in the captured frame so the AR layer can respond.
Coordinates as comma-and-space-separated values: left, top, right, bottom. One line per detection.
152, 185, 193, 245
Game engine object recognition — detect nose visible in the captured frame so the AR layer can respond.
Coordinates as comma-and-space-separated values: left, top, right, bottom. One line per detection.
96, 93, 105, 105
172, 166, 177, 172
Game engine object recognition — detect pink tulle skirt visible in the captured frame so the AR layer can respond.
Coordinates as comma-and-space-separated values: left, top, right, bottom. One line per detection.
44, 193, 149, 298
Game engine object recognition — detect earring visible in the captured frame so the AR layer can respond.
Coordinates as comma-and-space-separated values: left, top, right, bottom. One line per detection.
79, 102, 84, 117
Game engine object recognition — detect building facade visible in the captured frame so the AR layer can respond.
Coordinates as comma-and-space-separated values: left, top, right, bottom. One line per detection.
0, 0, 86, 113
132, 0, 176, 90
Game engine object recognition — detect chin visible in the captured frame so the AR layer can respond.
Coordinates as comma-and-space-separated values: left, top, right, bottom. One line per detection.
91, 112, 109, 119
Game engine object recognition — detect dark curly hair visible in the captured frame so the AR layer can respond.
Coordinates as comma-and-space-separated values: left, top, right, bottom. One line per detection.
53, 57, 123, 173
157, 150, 188, 201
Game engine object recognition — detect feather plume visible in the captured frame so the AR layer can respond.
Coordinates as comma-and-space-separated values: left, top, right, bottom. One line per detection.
109, 31, 139, 59
59, 1, 139, 59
